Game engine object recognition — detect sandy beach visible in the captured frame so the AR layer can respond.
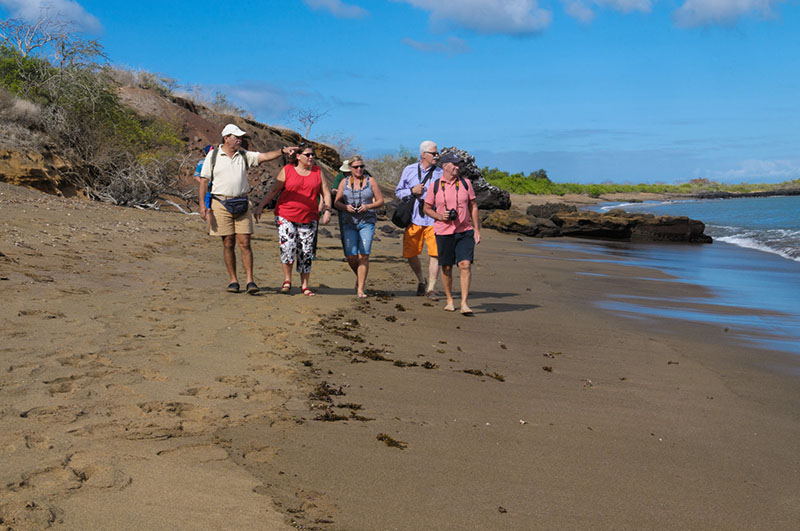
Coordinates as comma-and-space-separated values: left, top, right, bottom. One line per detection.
2, 181, 799, 530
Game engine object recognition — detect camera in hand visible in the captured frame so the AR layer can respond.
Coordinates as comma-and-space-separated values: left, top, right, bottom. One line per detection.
351, 203, 362, 210
446, 209, 458, 220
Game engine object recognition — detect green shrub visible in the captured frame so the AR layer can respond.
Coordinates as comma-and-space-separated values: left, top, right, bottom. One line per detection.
482, 166, 800, 196
0, 21, 185, 206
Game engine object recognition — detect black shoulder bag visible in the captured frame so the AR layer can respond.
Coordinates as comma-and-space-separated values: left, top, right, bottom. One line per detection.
391, 164, 435, 228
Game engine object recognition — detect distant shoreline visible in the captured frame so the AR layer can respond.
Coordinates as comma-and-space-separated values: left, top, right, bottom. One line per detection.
509, 188, 800, 211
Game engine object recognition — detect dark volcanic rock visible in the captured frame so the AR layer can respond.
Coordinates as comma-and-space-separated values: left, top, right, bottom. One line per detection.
440, 147, 511, 210
553, 210, 712, 243
482, 209, 561, 238
526, 203, 577, 218
482, 202, 711, 243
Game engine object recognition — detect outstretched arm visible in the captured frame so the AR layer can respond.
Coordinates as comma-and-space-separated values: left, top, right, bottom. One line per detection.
257, 146, 297, 164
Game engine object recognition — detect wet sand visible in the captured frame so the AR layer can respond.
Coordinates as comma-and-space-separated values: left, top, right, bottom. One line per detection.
2, 182, 799, 529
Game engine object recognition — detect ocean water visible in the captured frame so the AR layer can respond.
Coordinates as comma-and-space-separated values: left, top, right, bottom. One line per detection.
592, 195, 800, 262
535, 196, 800, 355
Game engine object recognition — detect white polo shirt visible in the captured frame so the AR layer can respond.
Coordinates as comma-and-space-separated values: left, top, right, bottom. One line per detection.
200, 147, 261, 197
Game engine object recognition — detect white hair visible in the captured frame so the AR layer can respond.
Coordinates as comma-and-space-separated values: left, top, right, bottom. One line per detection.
419, 140, 437, 156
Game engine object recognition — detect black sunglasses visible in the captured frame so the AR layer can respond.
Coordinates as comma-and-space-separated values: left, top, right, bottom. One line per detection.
425, 151, 439, 156
350, 164, 365, 169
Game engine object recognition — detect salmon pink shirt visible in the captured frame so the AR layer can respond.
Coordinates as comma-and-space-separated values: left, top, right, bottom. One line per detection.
424, 177, 476, 235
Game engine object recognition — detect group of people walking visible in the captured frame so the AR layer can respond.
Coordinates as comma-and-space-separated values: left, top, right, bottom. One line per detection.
198, 124, 481, 314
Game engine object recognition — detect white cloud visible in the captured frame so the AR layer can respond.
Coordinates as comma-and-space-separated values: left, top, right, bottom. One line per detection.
562, 1, 597, 23
402, 36, 472, 54
302, 0, 368, 19
398, 0, 552, 35
561, 0, 652, 24
702, 158, 800, 182
0, 0, 102, 33
225, 82, 294, 118
674, 0, 784, 27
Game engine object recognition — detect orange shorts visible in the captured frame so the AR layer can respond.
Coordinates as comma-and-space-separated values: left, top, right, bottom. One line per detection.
402, 223, 438, 258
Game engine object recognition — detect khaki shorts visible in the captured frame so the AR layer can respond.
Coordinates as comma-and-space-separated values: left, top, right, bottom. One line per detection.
208, 197, 254, 236
402, 223, 437, 258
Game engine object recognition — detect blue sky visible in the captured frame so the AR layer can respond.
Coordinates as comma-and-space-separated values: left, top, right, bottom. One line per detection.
2, 0, 799, 184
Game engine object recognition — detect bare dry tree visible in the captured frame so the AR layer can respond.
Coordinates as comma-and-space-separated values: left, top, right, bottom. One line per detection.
0, 14, 66, 58
292, 107, 331, 138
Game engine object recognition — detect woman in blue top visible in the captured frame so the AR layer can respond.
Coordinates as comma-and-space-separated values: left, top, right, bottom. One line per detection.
334, 156, 384, 298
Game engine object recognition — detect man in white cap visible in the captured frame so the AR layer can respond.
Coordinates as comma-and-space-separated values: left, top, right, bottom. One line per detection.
199, 123, 295, 294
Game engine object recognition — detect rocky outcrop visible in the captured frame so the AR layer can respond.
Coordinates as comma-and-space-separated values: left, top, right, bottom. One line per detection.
554, 210, 712, 243
439, 146, 511, 210
118, 87, 342, 197
481, 209, 561, 238
0, 149, 71, 195
693, 189, 800, 199
483, 203, 712, 243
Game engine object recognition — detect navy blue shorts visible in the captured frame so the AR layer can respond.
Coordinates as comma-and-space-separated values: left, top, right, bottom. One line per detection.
435, 230, 475, 266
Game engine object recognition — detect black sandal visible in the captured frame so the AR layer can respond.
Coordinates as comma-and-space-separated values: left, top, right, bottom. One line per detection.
245, 282, 259, 295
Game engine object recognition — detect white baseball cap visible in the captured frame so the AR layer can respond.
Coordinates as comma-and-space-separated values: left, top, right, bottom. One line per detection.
221, 123, 247, 137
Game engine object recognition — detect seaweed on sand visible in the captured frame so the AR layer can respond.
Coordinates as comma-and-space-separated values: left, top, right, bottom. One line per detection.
309, 381, 346, 402
377, 433, 407, 449
359, 348, 391, 361
314, 409, 348, 421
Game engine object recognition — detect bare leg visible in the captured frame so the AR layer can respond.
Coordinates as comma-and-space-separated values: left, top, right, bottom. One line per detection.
346, 255, 358, 275
441, 265, 455, 310
357, 254, 369, 297
427, 255, 439, 293
458, 260, 472, 312
281, 262, 293, 285
407, 255, 425, 284
236, 233, 254, 284
222, 235, 238, 283
300, 272, 311, 291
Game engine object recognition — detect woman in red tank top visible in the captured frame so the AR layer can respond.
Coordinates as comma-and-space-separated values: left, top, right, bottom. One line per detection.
255, 145, 332, 295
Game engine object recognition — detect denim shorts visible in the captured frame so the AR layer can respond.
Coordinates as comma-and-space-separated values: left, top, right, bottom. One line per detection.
342, 221, 376, 256
435, 230, 475, 266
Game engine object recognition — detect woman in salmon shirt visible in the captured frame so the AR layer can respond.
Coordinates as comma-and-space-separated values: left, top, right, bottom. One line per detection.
255, 144, 332, 295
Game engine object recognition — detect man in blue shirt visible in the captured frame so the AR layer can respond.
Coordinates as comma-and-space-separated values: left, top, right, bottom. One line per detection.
193, 145, 213, 183
394, 140, 443, 298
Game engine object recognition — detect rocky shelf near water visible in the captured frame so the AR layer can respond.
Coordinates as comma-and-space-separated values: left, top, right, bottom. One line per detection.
481, 203, 713, 243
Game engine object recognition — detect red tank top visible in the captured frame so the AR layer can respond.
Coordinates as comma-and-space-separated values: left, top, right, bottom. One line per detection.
275, 164, 322, 223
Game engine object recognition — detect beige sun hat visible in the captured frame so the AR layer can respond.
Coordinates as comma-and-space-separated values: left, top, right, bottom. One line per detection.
339, 160, 351, 172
